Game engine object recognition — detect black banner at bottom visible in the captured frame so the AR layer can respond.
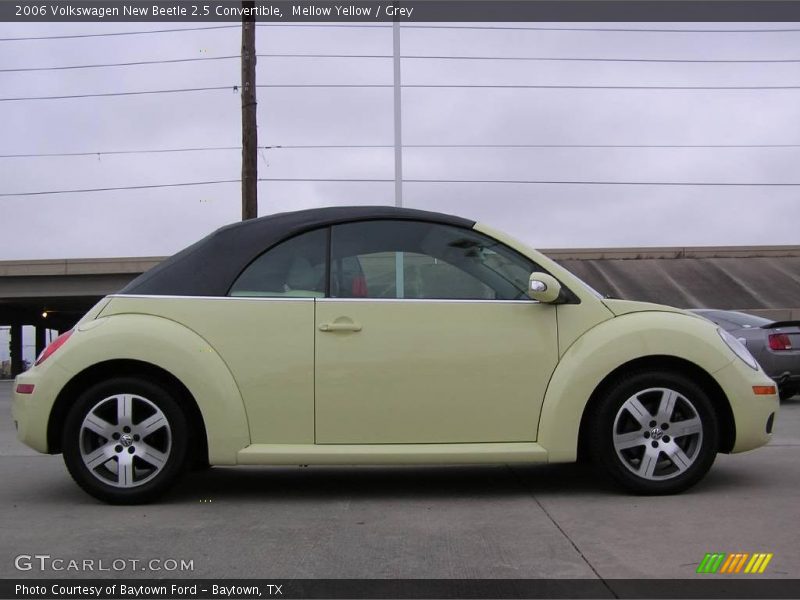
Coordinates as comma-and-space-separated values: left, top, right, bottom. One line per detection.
2, 579, 799, 599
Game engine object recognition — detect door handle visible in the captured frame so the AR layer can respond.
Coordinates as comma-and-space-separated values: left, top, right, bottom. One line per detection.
319, 321, 362, 332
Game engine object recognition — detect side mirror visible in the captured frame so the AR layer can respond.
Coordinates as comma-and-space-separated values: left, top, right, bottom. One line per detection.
528, 272, 562, 303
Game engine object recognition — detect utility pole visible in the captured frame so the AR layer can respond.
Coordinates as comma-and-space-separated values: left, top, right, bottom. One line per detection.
241, 0, 258, 220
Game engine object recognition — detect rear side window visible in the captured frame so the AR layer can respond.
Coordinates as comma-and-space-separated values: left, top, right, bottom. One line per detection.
229, 228, 327, 297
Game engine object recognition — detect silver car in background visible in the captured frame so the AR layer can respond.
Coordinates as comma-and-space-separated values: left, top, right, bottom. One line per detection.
690, 309, 800, 400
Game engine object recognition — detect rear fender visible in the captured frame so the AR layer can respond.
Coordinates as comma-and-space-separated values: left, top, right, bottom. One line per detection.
52, 313, 249, 464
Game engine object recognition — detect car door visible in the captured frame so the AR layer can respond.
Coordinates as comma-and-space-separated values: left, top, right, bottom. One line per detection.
315, 220, 559, 444
215, 227, 326, 445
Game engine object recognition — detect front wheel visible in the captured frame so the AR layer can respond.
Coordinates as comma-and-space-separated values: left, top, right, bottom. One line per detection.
589, 371, 719, 495
62, 377, 190, 504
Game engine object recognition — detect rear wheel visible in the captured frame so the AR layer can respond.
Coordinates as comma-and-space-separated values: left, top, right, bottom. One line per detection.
62, 377, 190, 504
590, 371, 719, 495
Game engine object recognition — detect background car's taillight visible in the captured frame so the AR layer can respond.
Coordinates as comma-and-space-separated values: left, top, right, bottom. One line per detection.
34, 330, 73, 366
768, 333, 792, 351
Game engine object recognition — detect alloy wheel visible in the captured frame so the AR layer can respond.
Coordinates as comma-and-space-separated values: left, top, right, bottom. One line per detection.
79, 393, 172, 488
612, 387, 704, 481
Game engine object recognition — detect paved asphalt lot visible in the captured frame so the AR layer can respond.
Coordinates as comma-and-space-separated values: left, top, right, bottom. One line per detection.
0, 380, 798, 581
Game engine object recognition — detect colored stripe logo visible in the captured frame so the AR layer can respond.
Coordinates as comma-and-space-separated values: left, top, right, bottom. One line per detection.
697, 553, 773, 574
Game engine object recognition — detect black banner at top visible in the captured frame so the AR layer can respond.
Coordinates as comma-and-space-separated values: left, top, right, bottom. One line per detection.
4, 1, 800, 23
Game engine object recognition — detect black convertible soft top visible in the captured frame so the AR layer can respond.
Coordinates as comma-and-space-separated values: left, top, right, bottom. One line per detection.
120, 206, 475, 297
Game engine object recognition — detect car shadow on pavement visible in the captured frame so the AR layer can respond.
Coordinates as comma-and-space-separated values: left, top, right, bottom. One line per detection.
6, 457, 762, 506
165, 458, 764, 504
166, 463, 616, 504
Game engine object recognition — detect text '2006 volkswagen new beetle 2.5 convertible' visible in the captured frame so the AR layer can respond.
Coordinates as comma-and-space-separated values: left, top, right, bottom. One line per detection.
13, 207, 778, 503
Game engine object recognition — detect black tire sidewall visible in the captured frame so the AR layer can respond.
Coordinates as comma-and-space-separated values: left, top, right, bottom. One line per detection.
591, 371, 719, 495
62, 377, 190, 504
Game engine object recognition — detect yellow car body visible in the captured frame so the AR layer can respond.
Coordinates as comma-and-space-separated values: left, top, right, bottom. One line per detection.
11, 208, 779, 502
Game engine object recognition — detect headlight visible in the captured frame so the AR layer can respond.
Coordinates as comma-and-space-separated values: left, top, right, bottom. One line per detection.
718, 328, 759, 370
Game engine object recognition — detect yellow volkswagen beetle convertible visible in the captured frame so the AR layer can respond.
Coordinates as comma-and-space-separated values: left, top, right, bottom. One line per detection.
12, 207, 778, 503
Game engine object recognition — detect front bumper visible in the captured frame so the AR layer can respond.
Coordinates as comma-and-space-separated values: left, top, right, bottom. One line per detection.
713, 359, 779, 453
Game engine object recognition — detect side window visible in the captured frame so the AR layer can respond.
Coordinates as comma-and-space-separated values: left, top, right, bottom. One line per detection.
330, 221, 537, 300
229, 228, 327, 297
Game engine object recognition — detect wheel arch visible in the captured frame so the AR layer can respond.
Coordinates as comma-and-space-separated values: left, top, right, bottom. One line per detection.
41, 312, 250, 464
537, 311, 737, 462
576, 355, 736, 463
47, 359, 209, 464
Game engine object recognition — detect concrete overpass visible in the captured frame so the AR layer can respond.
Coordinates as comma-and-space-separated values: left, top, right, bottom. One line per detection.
2, 246, 799, 377
0, 257, 161, 375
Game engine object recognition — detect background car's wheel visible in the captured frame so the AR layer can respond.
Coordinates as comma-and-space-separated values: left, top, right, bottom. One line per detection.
589, 371, 719, 495
62, 377, 190, 504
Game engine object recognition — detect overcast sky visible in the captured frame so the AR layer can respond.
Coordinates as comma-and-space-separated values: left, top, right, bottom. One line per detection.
1, 20, 800, 263
3, 19, 800, 362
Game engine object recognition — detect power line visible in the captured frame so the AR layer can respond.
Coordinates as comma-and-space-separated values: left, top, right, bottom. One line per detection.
381, 143, 800, 148
5, 143, 800, 159
7, 53, 800, 73
409, 179, 800, 186
0, 54, 384, 74
405, 84, 800, 90
400, 55, 800, 64
0, 23, 387, 42
0, 86, 236, 102
255, 53, 800, 64
5, 177, 800, 198
2, 23, 797, 42
0, 179, 239, 197
257, 84, 800, 90
259, 143, 800, 150
0, 55, 239, 73
6, 83, 800, 102
259, 84, 391, 88
0, 25, 238, 42
0, 147, 241, 158
260, 178, 394, 183
259, 178, 800, 186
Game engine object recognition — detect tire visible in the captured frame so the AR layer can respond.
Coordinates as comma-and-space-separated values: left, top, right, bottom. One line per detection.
62, 377, 190, 504
589, 371, 719, 495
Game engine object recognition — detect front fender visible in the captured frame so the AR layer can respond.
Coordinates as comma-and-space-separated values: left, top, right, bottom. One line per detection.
52, 313, 250, 464
538, 311, 733, 462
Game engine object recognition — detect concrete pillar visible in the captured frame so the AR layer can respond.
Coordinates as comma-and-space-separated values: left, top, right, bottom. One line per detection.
10, 324, 23, 377
35, 326, 47, 358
